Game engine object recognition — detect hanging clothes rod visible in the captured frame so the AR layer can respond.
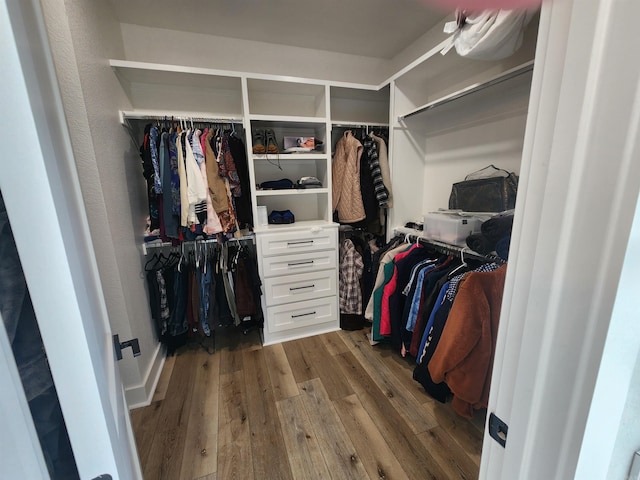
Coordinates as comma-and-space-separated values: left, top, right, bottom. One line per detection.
143, 234, 255, 255
331, 122, 389, 128
398, 60, 534, 121
394, 228, 505, 264
119, 110, 243, 125
414, 236, 505, 264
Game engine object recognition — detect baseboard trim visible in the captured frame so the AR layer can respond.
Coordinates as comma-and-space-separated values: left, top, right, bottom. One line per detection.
125, 342, 165, 409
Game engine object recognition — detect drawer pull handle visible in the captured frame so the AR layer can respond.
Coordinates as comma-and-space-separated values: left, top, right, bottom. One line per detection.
291, 311, 316, 318
287, 240, 314, 246
288, 260, 314, 267
290, 284, 315, 291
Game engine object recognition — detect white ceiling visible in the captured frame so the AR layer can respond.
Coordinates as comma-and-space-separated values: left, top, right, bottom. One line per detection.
109, 0, 446, 59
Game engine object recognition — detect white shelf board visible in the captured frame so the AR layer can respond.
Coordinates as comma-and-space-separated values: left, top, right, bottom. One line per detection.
252, 153, 328, 161
253, 220, 339, 233
249, 114, 327, 124
398, 61, 535, 120
255, 188, 329, 197
248, 78, 325, 96
111, 60, 242, 91
331, 121, 389, 128
383, 38, 452, 86
109, 59, 381, 91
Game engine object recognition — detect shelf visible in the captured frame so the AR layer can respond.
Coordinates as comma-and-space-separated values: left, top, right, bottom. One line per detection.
392, 19, 538, 119
254, 220, 339, 233
255, 189, 328, 197
252, 153, 327, 161
398, 61, 534, 120
330, 85, 390, 125
249, 115, 327, 125
247, 78, 326, 118
110, 60, 243, 116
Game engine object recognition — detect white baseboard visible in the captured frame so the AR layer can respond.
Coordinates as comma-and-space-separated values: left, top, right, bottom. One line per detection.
125, 342, 165, 409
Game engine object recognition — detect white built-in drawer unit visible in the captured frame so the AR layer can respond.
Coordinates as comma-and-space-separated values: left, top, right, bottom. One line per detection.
266, 296, 338, 333
258, 228, 337, 257
261, 249, 337, 278
264, 270, 337, 307
256, 224, 339, 345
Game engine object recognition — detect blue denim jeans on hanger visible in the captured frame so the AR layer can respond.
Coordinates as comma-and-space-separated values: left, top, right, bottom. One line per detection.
197, 266, 212, 336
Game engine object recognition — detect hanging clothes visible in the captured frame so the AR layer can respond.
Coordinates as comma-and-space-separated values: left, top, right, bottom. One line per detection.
362, 134, 388, 208
427, 265, 507, 417
176, 132, 190, 228
168, 131, 181, 216
184, 130, 207, 226
193, 129, 223, 234
139, 122, 252, 241
140, 124, 159, 232
228, 133, 254, 229
356, 134, 381, 231
339, 239, 364, 315
332, 131, 365, 223
205, 128, 231, 214
370, 132, 392, 208
214, 133, 239, 233
144, 239, 262, 353
370, 243, 412, 342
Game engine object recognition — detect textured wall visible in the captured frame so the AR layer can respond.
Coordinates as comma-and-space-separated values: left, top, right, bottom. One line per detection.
40, 0, 157, 397
120, 22, 387, 86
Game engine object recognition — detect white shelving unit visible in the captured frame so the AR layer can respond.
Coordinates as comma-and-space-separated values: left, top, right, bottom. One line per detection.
388, 14, 539, 242
109, 59, 390, 344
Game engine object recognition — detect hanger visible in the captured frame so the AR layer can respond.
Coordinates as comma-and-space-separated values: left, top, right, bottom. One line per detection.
178, 242, 186, 272
447, 248, 468, 279
144, 250, 170, 272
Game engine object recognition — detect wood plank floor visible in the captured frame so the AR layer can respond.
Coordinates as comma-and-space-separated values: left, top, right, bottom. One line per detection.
130, 328, 485, 480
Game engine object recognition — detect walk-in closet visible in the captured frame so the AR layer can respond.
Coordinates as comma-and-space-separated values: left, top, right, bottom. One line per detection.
4, 0, 640, 479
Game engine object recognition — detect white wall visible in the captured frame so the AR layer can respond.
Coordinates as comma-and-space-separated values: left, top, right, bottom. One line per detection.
421, 113, 527, 213
120, 23, 387, 86
40, 0, 161, 406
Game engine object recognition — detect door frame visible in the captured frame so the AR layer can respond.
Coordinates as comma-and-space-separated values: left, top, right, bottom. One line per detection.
0, 0, 141, 478
482, 0, 640, 478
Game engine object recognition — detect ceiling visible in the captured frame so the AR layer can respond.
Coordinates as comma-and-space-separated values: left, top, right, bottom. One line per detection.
109, 0, 447, 59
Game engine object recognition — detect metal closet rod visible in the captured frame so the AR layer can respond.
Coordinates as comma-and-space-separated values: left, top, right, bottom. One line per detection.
124, 115, 243, 123
406, 234, 505, 265
399, 61, 534, 121
143, 234, 255, 255
332, 123, 389, 129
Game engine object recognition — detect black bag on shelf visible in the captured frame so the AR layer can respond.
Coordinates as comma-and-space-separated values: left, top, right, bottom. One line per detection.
448, 165, 518, 212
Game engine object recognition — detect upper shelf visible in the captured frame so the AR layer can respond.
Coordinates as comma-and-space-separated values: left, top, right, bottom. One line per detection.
111, 60, 244, 117
330, 85, 390, 125
398, 60, 534, 120
392, 17, 539, 121
247, 79, 326, 118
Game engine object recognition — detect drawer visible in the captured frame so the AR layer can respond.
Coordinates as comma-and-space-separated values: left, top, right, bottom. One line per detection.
258, 228, 337, 257
264, 270, 337, 307
261, 250, 337, 278
266, 296, 338, 333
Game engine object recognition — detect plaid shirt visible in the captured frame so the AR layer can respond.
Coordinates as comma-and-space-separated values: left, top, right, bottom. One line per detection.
339, 239, 364, 314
